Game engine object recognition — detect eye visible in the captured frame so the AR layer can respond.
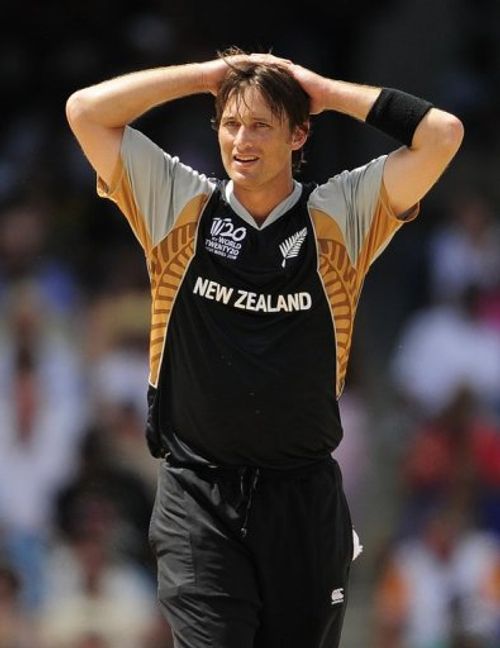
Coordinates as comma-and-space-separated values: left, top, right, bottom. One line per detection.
223, 119, 239, 129
256, 121, 270, 128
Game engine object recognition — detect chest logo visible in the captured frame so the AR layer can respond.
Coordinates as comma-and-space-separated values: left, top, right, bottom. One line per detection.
279, 227, 308, 268
205, 217, 247, 260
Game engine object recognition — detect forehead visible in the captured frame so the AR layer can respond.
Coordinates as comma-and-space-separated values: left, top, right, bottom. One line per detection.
221, 85, 281, 121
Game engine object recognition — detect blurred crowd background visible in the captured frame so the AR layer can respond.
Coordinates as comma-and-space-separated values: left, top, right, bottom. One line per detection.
1, 1, 500, 646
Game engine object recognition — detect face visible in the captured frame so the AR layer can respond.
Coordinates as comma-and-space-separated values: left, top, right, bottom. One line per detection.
218, 86, 307, 194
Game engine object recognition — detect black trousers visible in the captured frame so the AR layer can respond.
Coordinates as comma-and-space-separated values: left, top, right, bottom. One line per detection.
149, 456, 354, 648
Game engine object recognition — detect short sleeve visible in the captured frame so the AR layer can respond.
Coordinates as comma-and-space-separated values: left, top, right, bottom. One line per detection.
97, 126, 215, 255
309, 155, 418, 274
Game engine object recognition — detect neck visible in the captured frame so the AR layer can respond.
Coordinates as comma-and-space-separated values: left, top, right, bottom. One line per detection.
233, 177, 295, 225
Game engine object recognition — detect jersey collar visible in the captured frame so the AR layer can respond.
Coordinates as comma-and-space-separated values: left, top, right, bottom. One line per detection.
223, 180, 303, 230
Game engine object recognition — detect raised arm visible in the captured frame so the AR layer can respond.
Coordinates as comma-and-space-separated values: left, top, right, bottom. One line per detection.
65, 57, 246, 187
290, 64, 464, 215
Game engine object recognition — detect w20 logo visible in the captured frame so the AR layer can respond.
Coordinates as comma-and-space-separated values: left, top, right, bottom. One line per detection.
210, 217, 247, 242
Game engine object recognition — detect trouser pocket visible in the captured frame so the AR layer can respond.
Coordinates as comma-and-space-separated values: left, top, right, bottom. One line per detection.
150, 464, 196, 599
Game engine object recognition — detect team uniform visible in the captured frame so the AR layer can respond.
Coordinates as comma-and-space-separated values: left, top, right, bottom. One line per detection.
98, 126, 417, 648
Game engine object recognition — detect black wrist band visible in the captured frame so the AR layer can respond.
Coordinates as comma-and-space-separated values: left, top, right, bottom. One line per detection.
365, 88, 433, 147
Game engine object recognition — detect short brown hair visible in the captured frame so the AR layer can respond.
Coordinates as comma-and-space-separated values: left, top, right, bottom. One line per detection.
212, 48, 311, 174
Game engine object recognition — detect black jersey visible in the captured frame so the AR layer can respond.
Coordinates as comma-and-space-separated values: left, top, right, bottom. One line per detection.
98, 126, 418, 468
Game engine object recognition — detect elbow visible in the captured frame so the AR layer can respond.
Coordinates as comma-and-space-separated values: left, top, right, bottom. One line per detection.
65, 89, 93, 127
414, 110, 464, 161
439, 113, 464, 157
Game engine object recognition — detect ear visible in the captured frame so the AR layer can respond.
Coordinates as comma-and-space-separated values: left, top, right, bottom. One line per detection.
290, 122, 310, 151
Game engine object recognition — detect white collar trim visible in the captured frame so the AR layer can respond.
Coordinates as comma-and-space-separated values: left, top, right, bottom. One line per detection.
223, 180, 303, 229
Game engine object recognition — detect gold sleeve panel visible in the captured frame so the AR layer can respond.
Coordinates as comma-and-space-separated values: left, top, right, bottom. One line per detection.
311, 183, 417, 397
356, 181, 419, 278
147, 193, 209, 387
310, 209, 360, 398
97, 158, 153, 254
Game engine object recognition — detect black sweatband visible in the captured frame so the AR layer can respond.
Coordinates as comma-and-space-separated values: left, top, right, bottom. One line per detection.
365, 88, 433, 147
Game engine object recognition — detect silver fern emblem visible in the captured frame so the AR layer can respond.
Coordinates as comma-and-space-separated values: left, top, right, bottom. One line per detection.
279, 227, 308, 268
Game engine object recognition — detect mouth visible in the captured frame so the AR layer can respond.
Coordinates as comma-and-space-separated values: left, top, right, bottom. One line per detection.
233, 154, 260, 167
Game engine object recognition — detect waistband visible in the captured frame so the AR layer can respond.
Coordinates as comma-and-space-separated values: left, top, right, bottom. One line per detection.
165, 453, 335, 481
165, 454, 336, 540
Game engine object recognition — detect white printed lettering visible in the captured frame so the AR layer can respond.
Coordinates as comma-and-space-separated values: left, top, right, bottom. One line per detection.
216, 284, 234, 304
246, 292, 257, 311
193, 276, 209, 296
205, 281, 218, 300
276, 295, 289, 312
256, 294, 268, 312
299, 292, 312, 309
288, 293, 300, 311
234, 290, 248, 309
193, 276, 312, 313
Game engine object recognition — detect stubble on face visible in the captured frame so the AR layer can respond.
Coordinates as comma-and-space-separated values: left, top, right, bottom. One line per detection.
218, 87, 296, 194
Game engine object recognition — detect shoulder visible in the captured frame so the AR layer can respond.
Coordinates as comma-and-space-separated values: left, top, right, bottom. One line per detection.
308, 155, 388, 214
122, 125, 217, 193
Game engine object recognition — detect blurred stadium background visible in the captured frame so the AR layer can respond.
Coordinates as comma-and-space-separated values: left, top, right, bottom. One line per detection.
1, 1, 500, 646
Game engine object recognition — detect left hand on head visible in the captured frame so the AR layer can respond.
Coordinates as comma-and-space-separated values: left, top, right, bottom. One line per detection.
288, 65, 328, 115
249, 54, 327, 115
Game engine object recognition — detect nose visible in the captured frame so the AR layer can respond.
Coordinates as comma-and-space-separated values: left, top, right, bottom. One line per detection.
233, 125, 253, 149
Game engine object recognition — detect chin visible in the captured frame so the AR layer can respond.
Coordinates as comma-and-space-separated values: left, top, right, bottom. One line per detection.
229, 170, 259, 188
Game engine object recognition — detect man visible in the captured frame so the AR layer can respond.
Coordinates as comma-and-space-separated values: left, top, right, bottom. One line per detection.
66, 49, 463, 648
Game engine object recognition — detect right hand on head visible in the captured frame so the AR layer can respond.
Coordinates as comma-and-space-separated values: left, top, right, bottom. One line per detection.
199, 53, 293, 96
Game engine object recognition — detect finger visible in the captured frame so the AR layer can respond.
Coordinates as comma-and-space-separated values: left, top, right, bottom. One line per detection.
249, 53, 292, 66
